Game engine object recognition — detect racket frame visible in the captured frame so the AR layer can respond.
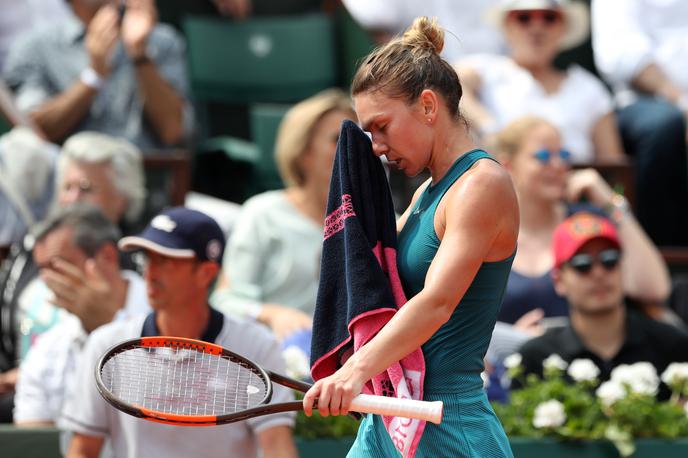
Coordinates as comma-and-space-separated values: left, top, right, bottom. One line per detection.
95, 336, 288, 426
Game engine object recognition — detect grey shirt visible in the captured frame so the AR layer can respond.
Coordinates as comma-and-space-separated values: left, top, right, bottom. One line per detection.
2, 12, 193, 150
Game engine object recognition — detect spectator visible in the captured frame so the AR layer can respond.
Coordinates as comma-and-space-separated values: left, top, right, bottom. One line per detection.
0, 131, 145, 422
517, 211, 688, 398
591, 0, 688, 246
13, 203, 149, 426
492, 116, 671, 325
3, 0, 193, 149
342, 0, 506, 63
456, 0, 624, 163
0, 0, 70, 70
211, 89, 356, 343
0, 127, 58, 259
62, 207, 298, 458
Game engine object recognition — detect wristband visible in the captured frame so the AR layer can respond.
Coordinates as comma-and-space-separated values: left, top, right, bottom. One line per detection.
80, 67, 104, 90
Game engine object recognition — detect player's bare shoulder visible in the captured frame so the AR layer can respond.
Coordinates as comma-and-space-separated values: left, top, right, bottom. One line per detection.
451, 158, 516, 208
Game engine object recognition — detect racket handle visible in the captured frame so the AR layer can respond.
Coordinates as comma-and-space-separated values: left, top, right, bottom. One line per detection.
349, 394, 443, 424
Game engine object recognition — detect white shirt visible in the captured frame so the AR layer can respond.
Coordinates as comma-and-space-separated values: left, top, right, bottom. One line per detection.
342, 0, 506, 63
60, 313, 295, 458
212, 190, 323, 319
592, 0, 688, 98
14, 271, 149, 423
460, 54, 614, 163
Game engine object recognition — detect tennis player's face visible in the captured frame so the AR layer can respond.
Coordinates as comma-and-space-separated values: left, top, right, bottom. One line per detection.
355, 91, 430, 177
509, 123, 568, 202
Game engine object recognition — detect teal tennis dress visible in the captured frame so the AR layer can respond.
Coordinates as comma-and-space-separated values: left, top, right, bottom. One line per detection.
348, 150, 515, 457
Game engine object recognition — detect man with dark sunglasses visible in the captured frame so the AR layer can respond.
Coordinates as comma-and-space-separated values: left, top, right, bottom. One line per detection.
516, 212, 688, 398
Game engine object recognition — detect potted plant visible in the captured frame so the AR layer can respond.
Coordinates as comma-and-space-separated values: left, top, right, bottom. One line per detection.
495, 354, 688, 457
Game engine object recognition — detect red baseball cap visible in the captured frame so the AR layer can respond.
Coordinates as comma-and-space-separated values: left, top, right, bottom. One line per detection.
552, 212, 620, 268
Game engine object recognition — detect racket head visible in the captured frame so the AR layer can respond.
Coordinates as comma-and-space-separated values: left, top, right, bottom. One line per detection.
95, 336, 274, 426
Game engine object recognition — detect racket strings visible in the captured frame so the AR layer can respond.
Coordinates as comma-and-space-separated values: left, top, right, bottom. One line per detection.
101, 345, 269, 417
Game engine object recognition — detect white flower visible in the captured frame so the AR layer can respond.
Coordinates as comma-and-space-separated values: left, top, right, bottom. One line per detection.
533, 399, 566, 429
543, 354, 568, 371
661, 363, 688, 386
504, 353, 522, 369
567, 359, 600, 382
596, 380, 626, 407
684, 402, 688, 418
611, 363, 659, 396
282, 345, 311, 381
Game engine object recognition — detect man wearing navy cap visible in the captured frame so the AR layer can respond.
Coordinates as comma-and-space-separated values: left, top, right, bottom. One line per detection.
61, 207, 298, 458
516, 212, 688, 398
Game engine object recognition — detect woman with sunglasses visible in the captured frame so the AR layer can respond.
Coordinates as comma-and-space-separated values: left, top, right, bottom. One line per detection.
493, 116, 672, 328
455, 0, 624, 164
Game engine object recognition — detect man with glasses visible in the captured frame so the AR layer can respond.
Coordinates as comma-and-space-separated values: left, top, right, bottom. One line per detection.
516, 212, 688, 398
14, 203, 149, 427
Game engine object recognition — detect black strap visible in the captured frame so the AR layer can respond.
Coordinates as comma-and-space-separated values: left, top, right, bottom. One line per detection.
140, 307, 225, 343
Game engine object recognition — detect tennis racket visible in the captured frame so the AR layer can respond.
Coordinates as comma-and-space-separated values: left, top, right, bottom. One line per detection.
95, 336, 443, 426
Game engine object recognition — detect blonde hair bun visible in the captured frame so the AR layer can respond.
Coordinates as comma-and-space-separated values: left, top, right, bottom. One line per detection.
401, 17, 444, 55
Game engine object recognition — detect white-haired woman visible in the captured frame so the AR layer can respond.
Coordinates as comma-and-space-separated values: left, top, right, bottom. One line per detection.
212, 89, 356, 341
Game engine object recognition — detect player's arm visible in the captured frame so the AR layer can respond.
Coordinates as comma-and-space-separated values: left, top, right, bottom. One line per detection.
257, 425, 299, 458
66, 432, 104, 458
305, 162, 518, 416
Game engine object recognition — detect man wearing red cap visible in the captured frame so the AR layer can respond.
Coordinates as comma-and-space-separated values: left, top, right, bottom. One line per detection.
516, 212, 688, 397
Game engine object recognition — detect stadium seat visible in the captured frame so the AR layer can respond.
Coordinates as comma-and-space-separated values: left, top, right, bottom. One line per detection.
183, 14, 337, 104
183, 14, 337, 202
141, 150, 192, 223
333, 6, 375, 87
249, 103, 290, 191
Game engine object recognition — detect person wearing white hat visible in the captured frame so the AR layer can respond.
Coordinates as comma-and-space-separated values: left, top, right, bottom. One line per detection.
455, 0, 625, 164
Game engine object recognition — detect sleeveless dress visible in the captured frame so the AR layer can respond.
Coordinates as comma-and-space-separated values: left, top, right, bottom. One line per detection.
348, 150, 515, 458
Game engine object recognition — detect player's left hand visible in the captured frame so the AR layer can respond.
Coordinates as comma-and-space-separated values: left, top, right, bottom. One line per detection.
302, 354, 366, 418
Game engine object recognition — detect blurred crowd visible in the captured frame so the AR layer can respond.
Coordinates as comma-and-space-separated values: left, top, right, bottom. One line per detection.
1, 0, 688, 455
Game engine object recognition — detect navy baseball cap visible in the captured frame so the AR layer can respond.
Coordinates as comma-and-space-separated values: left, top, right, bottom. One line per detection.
119, 207, 225, 263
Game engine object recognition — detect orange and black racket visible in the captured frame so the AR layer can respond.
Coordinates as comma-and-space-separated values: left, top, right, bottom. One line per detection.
95, 336, 443, 426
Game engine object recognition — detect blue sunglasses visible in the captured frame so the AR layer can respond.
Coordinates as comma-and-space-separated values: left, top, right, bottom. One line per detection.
533, 148, 572, 165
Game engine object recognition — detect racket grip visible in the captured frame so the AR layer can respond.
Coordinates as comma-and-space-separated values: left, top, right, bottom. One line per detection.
349, 394, 443, 424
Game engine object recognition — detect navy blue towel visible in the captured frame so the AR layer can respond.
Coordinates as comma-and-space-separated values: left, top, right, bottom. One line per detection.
310, 120, 402, 376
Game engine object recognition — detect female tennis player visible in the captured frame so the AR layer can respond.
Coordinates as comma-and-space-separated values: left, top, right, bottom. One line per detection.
302, 17, 519, 457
